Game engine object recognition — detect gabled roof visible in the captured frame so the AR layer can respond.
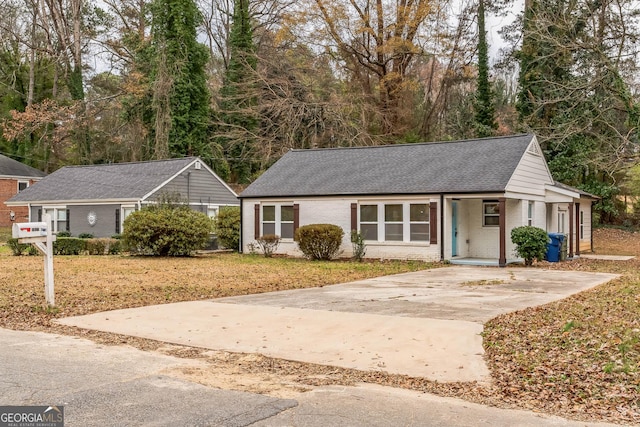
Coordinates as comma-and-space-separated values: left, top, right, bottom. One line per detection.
240, 134, 536, 198
0, 154, 46, 178
8, 157, 200, 203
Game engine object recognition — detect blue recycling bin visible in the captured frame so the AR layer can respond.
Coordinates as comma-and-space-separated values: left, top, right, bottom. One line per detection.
545, 233, 565, 262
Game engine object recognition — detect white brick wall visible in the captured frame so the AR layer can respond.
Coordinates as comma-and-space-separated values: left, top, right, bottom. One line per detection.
242, 197, 441, 261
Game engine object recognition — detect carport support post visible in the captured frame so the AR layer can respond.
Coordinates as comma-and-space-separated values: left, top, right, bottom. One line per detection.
568, 202, 574, 258
575, 203, 580, 256
499, 198, 506, 267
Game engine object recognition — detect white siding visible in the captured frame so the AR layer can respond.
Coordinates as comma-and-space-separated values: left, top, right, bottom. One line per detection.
579, 200, 592, 252
506, 141, 554, 197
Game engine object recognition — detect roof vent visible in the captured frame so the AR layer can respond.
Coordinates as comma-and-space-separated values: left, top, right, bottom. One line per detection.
527, 142, 542, 156
194, 160, 201, 170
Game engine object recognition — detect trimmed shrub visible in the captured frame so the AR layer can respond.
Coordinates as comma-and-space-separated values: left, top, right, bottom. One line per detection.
122, 205, 213, 256
295, 224, 344, 260
7, 238, 29, 256
511, 226, 549, 266
78, 233, 94, 239
255, 234, 281, 257
56, 231, 71, 237
86, 238, 106, 255
53, 237, 87, 255
86, 238, 121, 255
108, 239, 122, 254
213, 206, 240, 251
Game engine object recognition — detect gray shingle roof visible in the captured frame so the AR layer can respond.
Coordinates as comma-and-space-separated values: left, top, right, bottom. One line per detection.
551, 181, 599, 199
8, 157, 197, 203
0, 154, 46, 178
240, 134, 535, 198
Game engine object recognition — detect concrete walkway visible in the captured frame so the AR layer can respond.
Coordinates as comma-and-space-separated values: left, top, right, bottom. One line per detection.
57, 266, 618, 383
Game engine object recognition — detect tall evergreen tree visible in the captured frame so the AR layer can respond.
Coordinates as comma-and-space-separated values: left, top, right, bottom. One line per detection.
149, 0, 212, 161
473, 0, 498, 137
217, 0, 257, 183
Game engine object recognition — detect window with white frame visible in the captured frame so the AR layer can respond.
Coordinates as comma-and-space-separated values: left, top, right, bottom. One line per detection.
280, 205, 294, 239
410, 203, 429, 241
359, 205, 378, 241
360, 202, 429, 242
43, 207, 67, 233
483, 201, 499, 226
558, 210, 566, 233
262, 204, 294, 239
527, 201, 534, 226
384, 204, 403, 241
17, 181, 29, 192
207, 206, 219, 219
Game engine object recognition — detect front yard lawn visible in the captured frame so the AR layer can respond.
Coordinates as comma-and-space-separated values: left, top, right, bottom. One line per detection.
1, 227, 639, 424
0, 249, 428, 330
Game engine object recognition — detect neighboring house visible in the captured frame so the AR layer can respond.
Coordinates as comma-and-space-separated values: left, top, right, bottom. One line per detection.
239, 134, 596, 265
6, 157, 238, 237
0, 154, 46, 227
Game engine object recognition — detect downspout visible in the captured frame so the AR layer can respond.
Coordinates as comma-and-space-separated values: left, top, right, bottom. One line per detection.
239, 201, 244, 253
590, 202, 594, 253
440, 194, 444, 262
186, 172, 191, 208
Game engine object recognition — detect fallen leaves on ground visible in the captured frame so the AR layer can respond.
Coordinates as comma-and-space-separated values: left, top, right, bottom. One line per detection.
1, 228, 640, 424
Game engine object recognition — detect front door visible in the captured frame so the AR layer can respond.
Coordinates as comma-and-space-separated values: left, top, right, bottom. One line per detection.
452, 201, 458, 257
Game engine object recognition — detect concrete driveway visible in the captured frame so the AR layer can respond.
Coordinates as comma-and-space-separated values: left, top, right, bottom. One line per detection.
58, 266, 617, 383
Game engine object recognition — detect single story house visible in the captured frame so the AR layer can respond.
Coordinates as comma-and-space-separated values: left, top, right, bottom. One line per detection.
6, 157, 238, 237
0, 154, 46, 227
239, 134, 596, 265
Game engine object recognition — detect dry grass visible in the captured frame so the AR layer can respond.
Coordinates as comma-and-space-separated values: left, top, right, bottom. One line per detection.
0, 248, 429, 330
2, 227, 640, 424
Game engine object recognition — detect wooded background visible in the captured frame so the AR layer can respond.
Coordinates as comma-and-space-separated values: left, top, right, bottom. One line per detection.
0, 0, 639, 222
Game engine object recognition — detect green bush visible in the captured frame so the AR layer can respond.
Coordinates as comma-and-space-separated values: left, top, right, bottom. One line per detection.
511, 226, 549, 266
78, 233, 94, 239
350, 230, 367, 262
85, 238, 121, 255
53, 237, 87, 255
7, 238, 29, 256
56, 231, 71, 237
213, 206, 240, 251
108, 239, 122, 254
122, 205, 213, 256
86, 238, 106, 255
295, 224, 344, 260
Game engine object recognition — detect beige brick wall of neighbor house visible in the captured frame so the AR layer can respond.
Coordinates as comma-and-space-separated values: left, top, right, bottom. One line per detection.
0, 179, 34, 227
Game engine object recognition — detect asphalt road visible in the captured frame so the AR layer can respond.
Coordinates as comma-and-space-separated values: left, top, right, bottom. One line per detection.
0, 328, 620, 427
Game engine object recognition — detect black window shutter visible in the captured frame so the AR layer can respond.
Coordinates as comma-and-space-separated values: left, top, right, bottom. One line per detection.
115, 209, 121, 234
66, 209, 70, 231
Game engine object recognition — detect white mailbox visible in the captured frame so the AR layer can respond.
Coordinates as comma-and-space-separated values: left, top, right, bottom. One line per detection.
12, 222, 49, 239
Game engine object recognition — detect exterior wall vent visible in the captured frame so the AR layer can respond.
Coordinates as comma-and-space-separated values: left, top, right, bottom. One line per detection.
194, 160, 201, 170
527, 142, 542, 156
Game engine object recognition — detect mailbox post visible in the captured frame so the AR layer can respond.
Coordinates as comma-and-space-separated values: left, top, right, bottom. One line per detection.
12, 214, 57, 306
